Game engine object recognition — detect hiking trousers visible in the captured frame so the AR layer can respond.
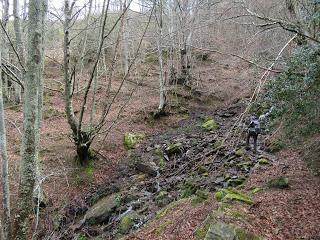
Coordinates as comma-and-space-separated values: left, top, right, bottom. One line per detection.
246, 132, 258, 152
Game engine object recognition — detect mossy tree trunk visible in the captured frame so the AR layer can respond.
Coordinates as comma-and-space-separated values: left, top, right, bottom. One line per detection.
14, 0, 47, 239
0, 20, 11, 240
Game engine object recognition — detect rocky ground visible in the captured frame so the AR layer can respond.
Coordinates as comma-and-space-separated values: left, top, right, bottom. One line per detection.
43, 98, 295, 240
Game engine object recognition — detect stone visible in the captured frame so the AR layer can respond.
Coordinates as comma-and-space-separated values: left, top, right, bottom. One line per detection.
214, 176, 225, 184
135, 160, 159, 177
205, 221, 264, 240
118, 211, 139, 234
84, 193, 118, 225
205, 221, 236, 240
227, 178, 244, 187
166, 142, 183, 154
214, 188, 253, 205
235, 149, 245, 157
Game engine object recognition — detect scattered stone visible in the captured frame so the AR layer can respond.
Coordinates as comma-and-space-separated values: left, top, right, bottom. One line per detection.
135, 160, 159, 177
84, 193, 119, 225
227, 178, 244, 187
166, 142, 183, 154
146, 146, 153, 152
214, 176, 225, 184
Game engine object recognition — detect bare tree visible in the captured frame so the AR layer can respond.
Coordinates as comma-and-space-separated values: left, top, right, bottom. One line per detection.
0, 17, 11, 240
14, 0, 47, 238
154, 0, 167, 117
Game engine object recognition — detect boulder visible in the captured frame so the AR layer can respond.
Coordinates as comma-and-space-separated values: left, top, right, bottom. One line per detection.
135, 160, 159, 177
84, 193, 118, 225
205, 221, 264, 240
214, 188, 253, 205
166, 142, 183, 154
205, 221, 236, 240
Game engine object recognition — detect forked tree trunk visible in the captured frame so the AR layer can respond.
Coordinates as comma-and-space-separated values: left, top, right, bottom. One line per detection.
14, 0, 47, 239
64, 0, 93, 166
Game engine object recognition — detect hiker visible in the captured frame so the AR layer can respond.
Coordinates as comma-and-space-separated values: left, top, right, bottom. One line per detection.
258, 106, 274, 133
246, 115, 261, 152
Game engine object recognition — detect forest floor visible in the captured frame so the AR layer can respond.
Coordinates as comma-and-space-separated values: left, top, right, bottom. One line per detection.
2, 51, 320, 239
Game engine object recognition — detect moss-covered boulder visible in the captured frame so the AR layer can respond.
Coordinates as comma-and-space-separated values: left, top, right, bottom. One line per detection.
166, 142, 183, 154
118, 211, 139, 234
124, 133, 145, 149
202, 119, 219, 131
215, 188, 253, 205
267, 177, 289, 189
227, 178, 245, 187
235, 149, 245, 157
258, 158, 270, 165
84, 193, 118, 225
205, 221, 264, 240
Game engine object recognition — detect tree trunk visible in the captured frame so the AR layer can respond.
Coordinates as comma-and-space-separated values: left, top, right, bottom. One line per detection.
13, 0, 26, 104
0, 20, 11, 240
155, 0, 166, 117
120, 0, 129, 76
2, 0, 10, 102
14, 0, 47, 239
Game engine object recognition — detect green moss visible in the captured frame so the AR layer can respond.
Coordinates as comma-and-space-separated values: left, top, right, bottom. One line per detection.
213, 140, 223, 149
258, 159, 270, 165
215, 188, 253, 205
192, 190, 209, 205
235, 228, 265, 240
215, 191, 224, 201
202, 118, 219, 131
166, 142, 183, 154
267, 177, 289, 189
269, 140, 285, 153
78, 234, 87, 240
124, 132, 145, 149
195, 222, 211, 240
250, 187, 263, 194
181, 182, 197, 198
155, 220, 173, 235
118, 212, 138, 234
155, 191, 168, 202
235, 149, 245, 157
155, 199, 187, 219
197, 165, 208, 174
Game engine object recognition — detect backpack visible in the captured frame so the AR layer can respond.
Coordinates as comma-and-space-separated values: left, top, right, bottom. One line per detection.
248, 120, 260, 134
